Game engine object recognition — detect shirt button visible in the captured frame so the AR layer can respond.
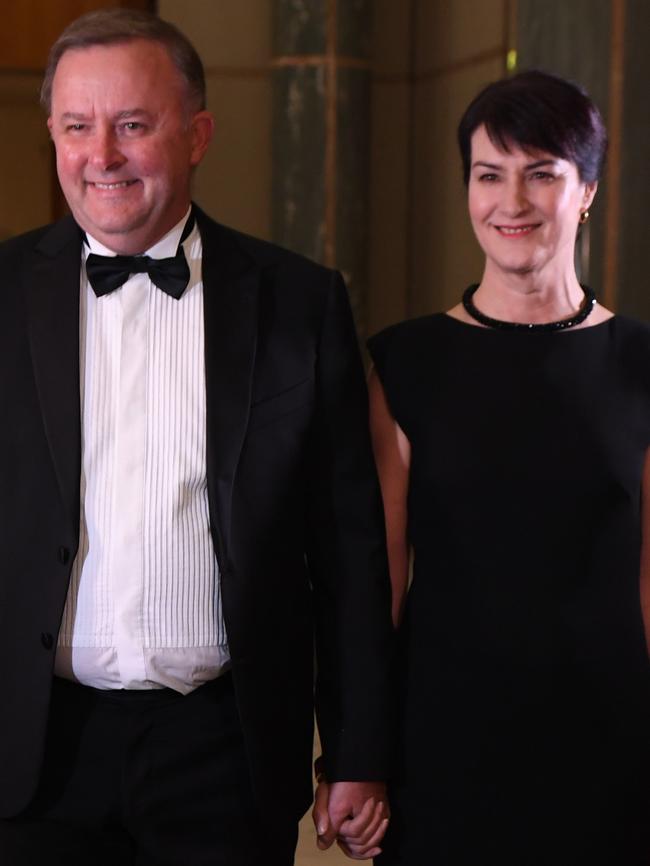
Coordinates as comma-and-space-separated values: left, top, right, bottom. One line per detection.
58, 547, 70, 564
41, 632, 54, 650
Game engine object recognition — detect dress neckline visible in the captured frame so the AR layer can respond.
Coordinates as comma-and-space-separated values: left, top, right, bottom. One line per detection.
441, 311, 616, 337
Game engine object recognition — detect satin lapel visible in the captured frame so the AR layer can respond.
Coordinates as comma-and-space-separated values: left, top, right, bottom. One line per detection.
25, 218, 82, 533
197, 210, 259, 565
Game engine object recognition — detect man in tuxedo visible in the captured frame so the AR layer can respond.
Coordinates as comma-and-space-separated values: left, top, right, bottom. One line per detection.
0, 9, 392, 865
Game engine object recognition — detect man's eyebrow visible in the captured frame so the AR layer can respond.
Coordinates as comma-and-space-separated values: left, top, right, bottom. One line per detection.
58, 109, 152, 121
113, 109, 151, 119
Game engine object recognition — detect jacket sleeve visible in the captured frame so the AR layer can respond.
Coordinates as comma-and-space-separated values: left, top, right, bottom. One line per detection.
306, 269, 394, 782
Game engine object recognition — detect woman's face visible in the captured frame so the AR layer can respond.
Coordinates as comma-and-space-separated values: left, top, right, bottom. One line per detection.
468, 125, 596, 279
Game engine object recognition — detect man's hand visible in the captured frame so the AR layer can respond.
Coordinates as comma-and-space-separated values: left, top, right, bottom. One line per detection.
312, 780, 389, 860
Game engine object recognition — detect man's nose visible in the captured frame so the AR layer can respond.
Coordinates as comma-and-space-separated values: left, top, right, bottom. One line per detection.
89, 130, 126, 171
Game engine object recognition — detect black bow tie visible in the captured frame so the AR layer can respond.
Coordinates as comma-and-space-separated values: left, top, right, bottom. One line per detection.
84, 215, 195, 300
86, 250, 190, 299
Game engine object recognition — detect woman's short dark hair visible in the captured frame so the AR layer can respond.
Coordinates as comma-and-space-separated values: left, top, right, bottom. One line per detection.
41, 8, 206, 115
457, 70, 608, 185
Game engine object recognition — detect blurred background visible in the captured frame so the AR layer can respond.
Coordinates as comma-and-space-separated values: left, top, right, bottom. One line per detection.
0, 1, 647, 858
2, 0, 648, 337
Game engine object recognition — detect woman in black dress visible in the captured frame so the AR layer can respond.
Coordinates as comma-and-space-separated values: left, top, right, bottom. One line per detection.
366, 71, 650, 865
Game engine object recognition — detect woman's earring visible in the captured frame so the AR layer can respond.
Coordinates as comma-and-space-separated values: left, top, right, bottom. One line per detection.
579, 210, 590, 224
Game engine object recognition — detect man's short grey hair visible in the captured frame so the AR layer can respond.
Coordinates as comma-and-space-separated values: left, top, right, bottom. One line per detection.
41, 7, 206, 114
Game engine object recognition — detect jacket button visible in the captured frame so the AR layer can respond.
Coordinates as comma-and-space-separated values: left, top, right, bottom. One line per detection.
41, 632, 54, 650
58, 547, 70, 564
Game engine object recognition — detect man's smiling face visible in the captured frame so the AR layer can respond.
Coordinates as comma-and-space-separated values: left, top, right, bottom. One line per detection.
48, 38, 213, 254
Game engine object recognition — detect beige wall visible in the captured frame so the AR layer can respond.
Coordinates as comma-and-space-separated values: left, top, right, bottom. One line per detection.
159, 0, 273, 241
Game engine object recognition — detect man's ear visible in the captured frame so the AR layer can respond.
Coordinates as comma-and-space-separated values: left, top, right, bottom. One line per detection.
189, 111, 214, 167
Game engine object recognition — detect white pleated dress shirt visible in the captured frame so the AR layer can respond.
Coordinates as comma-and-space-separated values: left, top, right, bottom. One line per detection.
54, 210, 230, 693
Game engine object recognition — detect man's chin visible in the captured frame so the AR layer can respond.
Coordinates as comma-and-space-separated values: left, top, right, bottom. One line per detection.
73, 210, 152, 246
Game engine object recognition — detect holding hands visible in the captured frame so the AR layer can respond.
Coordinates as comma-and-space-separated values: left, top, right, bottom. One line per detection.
312, 780, 390, 860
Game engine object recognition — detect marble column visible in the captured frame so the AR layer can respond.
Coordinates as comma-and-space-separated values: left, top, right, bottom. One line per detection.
271, 0, 372, 336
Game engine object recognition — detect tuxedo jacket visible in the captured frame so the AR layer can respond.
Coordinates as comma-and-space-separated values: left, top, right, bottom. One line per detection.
0, 206, 393, 826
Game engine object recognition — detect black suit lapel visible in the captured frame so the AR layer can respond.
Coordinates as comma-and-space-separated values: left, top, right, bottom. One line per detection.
25, 217, 82, 533
197, 209, 259, 566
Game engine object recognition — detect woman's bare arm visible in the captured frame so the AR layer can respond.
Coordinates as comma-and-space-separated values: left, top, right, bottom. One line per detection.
368, 366, 411, 628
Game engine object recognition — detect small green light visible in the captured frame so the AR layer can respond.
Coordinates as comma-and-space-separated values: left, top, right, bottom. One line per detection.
507, 49, 517, 72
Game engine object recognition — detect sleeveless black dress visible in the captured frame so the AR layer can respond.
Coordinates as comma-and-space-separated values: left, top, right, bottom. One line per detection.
368, 313, 650, 866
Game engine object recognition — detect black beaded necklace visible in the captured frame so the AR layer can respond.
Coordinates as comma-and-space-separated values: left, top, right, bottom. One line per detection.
462, 283, 597, 332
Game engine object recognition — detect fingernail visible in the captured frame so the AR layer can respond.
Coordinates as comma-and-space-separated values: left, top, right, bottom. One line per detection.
318, 822, 327, 835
